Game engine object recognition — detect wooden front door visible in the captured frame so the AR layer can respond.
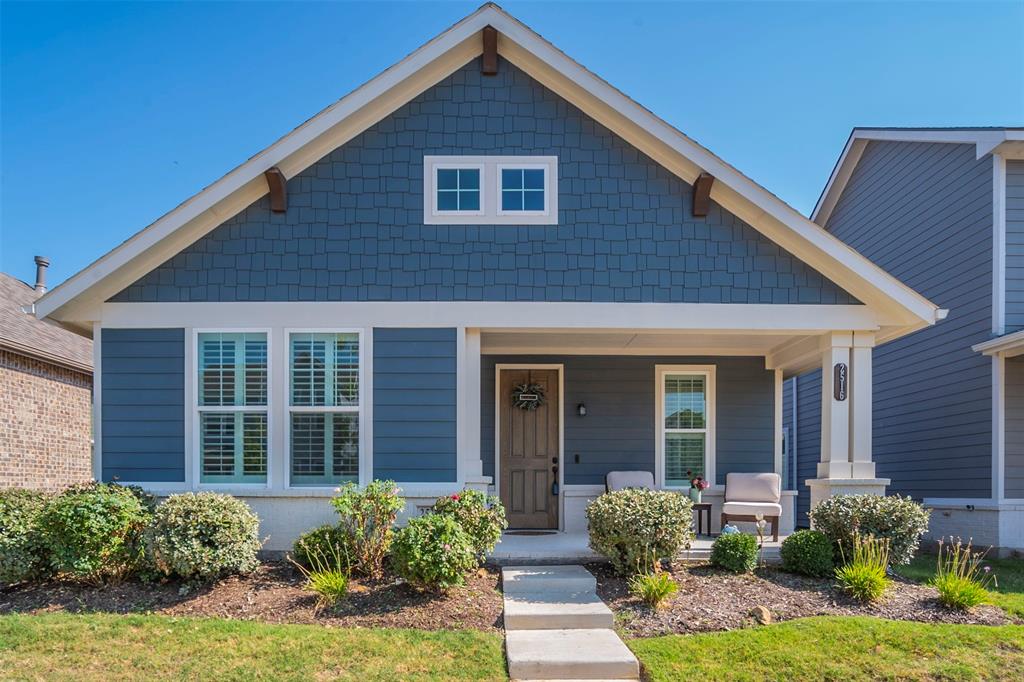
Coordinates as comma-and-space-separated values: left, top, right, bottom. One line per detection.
499, 368, 559, 529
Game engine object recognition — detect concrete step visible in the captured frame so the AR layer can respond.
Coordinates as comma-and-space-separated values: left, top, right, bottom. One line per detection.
503, 565, 597, 594
506, 628, 639, 681
504, 590, 614, 630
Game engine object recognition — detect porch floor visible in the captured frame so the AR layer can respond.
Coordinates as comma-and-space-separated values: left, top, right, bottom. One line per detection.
489, 531, 785, 565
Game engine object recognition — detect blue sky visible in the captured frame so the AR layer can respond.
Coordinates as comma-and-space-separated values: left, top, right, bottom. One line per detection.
2, 1, 1022, 288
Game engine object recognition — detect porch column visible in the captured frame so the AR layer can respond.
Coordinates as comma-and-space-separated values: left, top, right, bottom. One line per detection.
458, 327, 489, 490
807, 331, 889, 517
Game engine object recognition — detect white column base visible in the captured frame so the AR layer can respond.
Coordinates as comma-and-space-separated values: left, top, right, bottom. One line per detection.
806, 477, 890, 518
463, 475, 493, 493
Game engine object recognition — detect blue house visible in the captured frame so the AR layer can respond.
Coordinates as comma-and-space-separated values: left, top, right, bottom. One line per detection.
36, 4, 942, 550
788, 128, 1024, 553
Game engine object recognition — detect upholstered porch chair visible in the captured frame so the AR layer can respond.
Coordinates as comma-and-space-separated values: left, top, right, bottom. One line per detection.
720, 472, 782, 541
605, 470, 655, 493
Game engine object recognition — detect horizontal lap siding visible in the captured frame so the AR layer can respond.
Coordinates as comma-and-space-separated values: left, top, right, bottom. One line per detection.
794, 371, 822, 526
1005, 357, 1024, 498
481, 355, 773, 486
373, 328, 457, 482
101, 328, 185, 482
1007, 161, 1024, 331
822, 140, 993, 499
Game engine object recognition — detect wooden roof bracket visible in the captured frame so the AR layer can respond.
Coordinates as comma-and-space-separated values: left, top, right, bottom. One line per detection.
264, 167, 288, 213
692, 172, 715, 218
482, 25, 498, 75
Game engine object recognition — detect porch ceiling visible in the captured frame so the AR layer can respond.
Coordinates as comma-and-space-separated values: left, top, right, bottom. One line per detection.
480, 329, 803, 357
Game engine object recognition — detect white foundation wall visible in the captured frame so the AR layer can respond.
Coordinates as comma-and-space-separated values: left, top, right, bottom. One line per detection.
924, 500, 1024, 556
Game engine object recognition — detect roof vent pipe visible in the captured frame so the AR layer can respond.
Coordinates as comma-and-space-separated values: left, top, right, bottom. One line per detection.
34, 256, 49, 295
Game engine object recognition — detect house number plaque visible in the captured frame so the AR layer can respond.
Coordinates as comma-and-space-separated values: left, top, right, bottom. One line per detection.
833, 363, 848, 401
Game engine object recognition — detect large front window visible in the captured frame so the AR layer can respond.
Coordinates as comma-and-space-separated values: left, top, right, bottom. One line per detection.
288, 332, 361, 486
657, 366, 715, 488
198, 332, 268, 484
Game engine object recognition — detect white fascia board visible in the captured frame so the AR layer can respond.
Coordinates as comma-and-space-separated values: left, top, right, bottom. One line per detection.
973, 329, 1024, 357
99, 301, 887, 332
39, 3, 939, 331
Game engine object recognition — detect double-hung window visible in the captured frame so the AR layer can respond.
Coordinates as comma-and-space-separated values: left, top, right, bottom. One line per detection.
424, 156, 557, 224
197, 332, 269, 484
656, 365, 715, 488
288, 331, 361, 486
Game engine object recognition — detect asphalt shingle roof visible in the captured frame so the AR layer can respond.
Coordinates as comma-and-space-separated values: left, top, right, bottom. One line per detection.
0, 272, 92, 372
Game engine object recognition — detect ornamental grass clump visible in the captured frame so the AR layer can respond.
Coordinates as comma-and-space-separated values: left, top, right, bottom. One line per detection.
145, 492, 262, 581
780, 529, 834, 578
39, 482, 151, 584
808, 494, 929, 566
390, 513, 477, 591
289, 538, 349, 609
835, 534, 891, 603
710, 532, 758, 573
628, 570, 679, 609
932, 537, 995, 610
586, 489, 693, 575
0, 489, 51, 585
292, 524, 352, 571
430, 489, 507, 563
330, 480, 405, 578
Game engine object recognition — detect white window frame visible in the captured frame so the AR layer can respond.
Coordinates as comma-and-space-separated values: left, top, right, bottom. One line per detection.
655, 364, 716, 490
423, 155, 557, 225
192, 328, 273, 489
284, 328, 366, 491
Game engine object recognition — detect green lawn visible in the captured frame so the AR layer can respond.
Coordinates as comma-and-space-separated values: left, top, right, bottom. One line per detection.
630, 616, 1024, 682
895, 554, 1024, 618
0, 613, 506, 681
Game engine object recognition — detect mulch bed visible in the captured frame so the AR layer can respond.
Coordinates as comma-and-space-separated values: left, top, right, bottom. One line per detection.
0, 562, 504, 632
590, 561, 1016, 637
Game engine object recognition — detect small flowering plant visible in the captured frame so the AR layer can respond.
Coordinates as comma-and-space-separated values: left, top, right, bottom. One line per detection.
330, 480, 405, 578
687, 470, 710, 491
390, 513, 476, 591
431, 489, 507, 563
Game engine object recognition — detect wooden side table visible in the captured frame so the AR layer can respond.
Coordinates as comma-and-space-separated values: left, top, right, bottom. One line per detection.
692, 502, 712, 536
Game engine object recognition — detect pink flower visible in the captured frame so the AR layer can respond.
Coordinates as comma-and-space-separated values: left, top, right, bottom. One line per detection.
451, 494, 460, 501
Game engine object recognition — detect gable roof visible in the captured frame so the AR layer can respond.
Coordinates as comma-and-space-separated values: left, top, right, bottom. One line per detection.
813, 127, 1024, 227
0, 273, 92, 373
36, 3, 942, 336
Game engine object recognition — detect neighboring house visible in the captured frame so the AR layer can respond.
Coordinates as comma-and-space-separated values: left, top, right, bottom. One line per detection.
786, 128, 1024, 553
34, 4, 943, 550
1, 258, 93, 491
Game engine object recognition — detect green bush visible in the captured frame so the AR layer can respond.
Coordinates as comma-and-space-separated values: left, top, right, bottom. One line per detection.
430, 489, 507, 562
390, 513, 476, 591
0, 489, 51, 584
780, 529, 834, 578
628, 571, 679, 609
586, 489, 693, 575
932, 538, 993, 610
710, 533, 758, 573
331, 480, 405, 578
835, 534, 890, 602
145, 492, 261, 581
292, 524, 351, 570
40, 482, 150, 583
808, 494, 929, 566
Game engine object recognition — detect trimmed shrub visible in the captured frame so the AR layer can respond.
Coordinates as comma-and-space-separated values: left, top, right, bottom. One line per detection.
586, 489, 694, 575
390, 513, 476, 591
808, 494, 930, 566
780, 529, 834, 578
431, 489, 507, 562
628, 571, 679, 609
835, 534, 890, 603
292, 524, 351, 570
0, 489, 51, 584
710, 533, 758, 573
40, 482, 150, 583
932, 537, 993, 610
145, 492, 261, 581
331, 480, 405, 578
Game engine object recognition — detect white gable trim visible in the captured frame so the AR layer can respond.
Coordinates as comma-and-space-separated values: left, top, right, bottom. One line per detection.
37, 3, 940, 333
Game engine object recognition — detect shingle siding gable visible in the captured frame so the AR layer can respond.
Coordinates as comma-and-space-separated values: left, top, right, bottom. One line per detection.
112, 57, 855, 305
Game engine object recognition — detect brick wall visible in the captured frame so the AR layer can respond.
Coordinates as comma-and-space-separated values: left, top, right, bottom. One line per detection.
0, 349, 93, 491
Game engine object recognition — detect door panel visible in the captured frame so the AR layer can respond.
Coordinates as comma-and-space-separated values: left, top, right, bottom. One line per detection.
499, 368, 559, 529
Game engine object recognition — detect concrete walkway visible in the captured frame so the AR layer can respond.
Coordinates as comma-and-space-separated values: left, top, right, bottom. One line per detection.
502, 565, 639, 681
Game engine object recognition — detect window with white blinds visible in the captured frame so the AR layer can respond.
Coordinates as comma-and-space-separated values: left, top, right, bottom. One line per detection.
197, 332, 269, 484
288, 332, 361, 486
657, 367, 714, 488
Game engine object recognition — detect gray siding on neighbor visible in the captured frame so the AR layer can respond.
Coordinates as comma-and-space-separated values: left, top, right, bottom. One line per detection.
373, 328, 457, 482
790, 372, 822, 527
112, 57, 855, 306
481, 355, 774, 486
1007, 161, 1024, 331
101, 328, 185, 482
1005, 357, 1024, 498
822, 140, 993, 499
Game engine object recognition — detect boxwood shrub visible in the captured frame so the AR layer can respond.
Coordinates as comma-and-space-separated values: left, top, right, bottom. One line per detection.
40, 482, 151, 583
430, 489, 507, 562
0, 489, 51, 584
145, 492, 261, 581
710, 532, 758, 573
586, 489, 693, 575
808, 494, 930, 566
390, 513, 476, 591
780, 529, 834, 577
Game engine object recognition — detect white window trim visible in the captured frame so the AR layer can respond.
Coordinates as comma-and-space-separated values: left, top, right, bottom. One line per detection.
423, 155, 557, 225
284, 328, 367, 491
654, 364, 716, 490
192, 328, 273, 490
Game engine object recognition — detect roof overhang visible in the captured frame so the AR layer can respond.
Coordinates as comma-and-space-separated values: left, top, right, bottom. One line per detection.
973, 330, 1024, 357
36, 3, 942, 341
813, 128, 1024, 227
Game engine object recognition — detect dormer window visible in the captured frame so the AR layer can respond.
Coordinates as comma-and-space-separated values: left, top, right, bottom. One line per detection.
424, 155, 557, 224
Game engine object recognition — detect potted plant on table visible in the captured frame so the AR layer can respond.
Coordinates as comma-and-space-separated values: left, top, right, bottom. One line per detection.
687, 470, 709, 504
